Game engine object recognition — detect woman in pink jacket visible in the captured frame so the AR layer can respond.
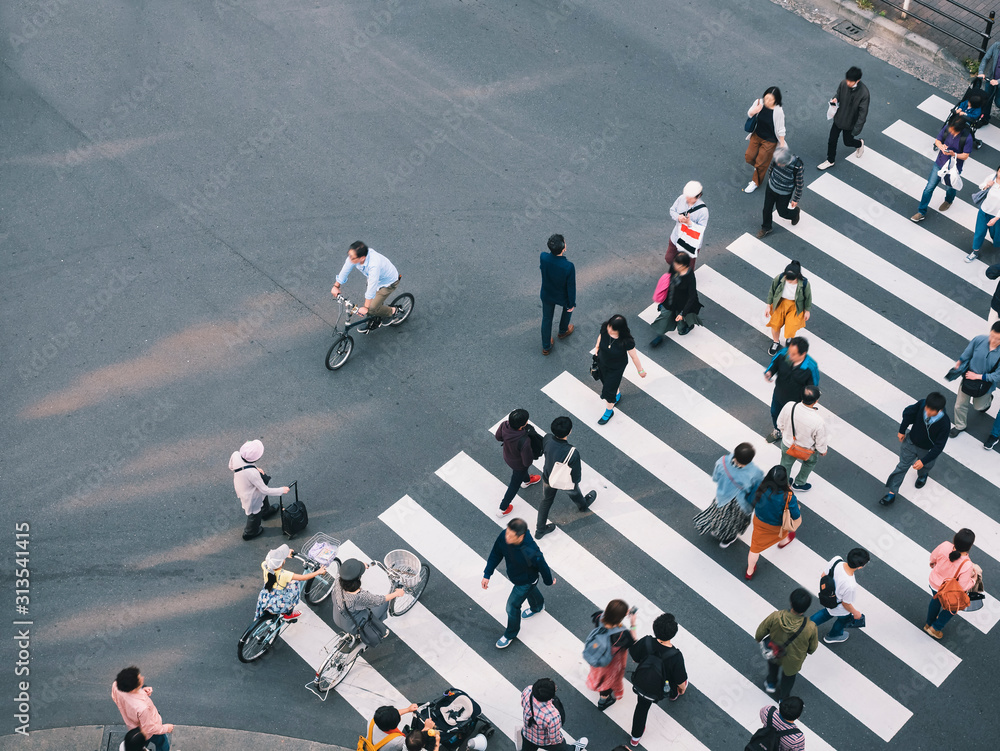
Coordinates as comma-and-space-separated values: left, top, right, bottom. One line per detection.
925, 528, 981, 639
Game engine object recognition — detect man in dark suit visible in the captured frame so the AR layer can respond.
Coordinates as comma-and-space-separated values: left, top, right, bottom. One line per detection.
540, 234, 576, 355
880, 392, 951, 506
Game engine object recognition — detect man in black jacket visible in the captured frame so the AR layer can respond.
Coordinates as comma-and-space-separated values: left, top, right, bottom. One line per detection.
628, 613, 687, 746
880, 393, 951, 506
539, 234, 576, 355
764, 337, 820, 443
818, 66, 869, 170
535, 417, 597, 539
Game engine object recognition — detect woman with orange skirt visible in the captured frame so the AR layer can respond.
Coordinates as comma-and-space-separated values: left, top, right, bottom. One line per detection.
585, 599, 637, 710
746, 466, 801, 580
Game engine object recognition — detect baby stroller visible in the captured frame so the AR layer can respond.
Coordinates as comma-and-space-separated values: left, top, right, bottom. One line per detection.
942, 78, 992, 149
407, 689, 495, 751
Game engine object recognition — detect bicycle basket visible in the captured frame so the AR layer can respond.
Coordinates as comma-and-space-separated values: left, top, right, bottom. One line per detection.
303, 532, 341, 566
384, 549, 421, 587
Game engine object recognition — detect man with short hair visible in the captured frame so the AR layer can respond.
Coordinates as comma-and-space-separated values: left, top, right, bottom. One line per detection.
756, 698, 806, 751
539, 234, 577, 355
494, 409, 542, 518
627, 613, 688, 747
764, 337, 820, 443
810, 547, 869, 644
818, 66, 869, 170
754, 589, 819, 700
910, 115, 973, 222
482, 518, 555, 649
758, 147, 804, 238
331, 241, 403, 330
535, 416, 597, 539
111, 667, 174, 751
880, 392, 951, 506
949, 321, 1000, 438
365, 704, 422, 751
776, 385, 827, 492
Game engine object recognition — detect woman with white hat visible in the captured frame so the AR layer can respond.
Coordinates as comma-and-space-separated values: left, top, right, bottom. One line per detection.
255, 544, 327, 621
664, 181, 709, 270
229, 439, 290, 541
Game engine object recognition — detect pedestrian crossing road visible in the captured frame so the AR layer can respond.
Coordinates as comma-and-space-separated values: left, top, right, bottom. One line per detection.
265, 96, 999, 751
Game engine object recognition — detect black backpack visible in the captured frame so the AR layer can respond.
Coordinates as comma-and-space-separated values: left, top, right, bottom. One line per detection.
630, 639, 677, 702
745, 707, 799, 751
280, 482, 309, 539
818, 558, 843, 610
519, 425, 544, 460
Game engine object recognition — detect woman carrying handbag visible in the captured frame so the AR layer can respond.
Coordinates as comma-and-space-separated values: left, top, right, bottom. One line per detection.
745, 466, 802, 580
924, 528, 983, 639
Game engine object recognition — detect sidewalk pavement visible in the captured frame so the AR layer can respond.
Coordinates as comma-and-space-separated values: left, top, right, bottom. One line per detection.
0, 725, 355, 751
873, 0, 995, 68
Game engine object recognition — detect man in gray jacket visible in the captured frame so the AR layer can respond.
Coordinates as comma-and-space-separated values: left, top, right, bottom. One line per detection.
950, 321, 1000, 437
535, 416, 596, 538
818, 67, 869, 170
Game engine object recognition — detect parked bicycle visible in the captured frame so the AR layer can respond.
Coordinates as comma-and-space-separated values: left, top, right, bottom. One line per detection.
237, 533, 341, 663
308, 549, 430, 699
325, 292, 415, 370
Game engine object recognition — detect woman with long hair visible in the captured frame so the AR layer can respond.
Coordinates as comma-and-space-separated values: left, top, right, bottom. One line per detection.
744, 86, 786, 194
694, 442, 764, 547
925, 528, 981, 638
745, 465, 801, 580
594, 315, 646, 425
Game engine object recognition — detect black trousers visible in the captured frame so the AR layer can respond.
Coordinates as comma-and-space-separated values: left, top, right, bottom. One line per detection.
500, 468, 529, 511
827, 123, 863, 162
631, 695, 654, 738
243, 498, 276, 538
766, 661, 798, 700
762, 185, 799, 230
536, 479, 588, 530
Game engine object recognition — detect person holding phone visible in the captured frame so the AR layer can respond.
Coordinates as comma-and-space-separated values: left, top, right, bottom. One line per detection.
911, 115, 973, 223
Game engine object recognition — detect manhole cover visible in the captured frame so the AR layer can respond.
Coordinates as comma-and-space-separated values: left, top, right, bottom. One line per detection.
834, 19, 866, 40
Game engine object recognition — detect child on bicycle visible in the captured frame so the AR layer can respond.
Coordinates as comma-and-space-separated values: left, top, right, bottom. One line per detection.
255, 544, 327, 621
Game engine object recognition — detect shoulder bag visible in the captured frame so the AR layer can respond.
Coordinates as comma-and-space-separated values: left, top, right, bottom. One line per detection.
676, 204, 707, 254
934, 559, 973, 614
785, 404, 815, 462
720, 457, 747, 502
759, 614, 807, 661
780, 491, 801, 536
548, 447, 577, 491
961, 352, 1000, 398
744, 114, 758, 133
590, 354, 601, 382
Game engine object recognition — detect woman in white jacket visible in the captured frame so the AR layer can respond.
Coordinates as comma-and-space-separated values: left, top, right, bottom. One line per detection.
744, 87, 787, 194
969, 165, 1000, 262
229, 439, 290, 540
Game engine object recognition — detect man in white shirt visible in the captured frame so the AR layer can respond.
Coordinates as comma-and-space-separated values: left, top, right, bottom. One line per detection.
810, 548, 869, 644
776, 385, 827, 492
331, 241, 403, 330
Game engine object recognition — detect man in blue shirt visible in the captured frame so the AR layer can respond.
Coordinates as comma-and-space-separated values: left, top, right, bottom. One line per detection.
539, 234, 576, 355
911, 115, 973, 222
331, 241, 402, 330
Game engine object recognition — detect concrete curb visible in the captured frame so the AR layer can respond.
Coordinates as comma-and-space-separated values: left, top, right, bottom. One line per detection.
0, 725, 355, 751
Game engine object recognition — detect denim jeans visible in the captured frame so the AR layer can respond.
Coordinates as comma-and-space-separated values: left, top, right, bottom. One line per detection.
504, 580, 544, 639
918, 161, 957, 215
990, 410, 1000, 440
149, 734, 170, 751
770, 391, 787, 428
810, 608, 852, 638
927, 593, 956, 631
973, 209, 999, 251
541, 301, 573, 349
500, 468, 529, 512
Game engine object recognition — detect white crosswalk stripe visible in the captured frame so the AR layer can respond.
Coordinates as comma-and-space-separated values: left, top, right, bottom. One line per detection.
882, 119, 994, 185
918, 94, 1000, 151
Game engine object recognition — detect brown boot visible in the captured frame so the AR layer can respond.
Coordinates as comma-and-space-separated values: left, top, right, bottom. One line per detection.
558, 324, 574, 339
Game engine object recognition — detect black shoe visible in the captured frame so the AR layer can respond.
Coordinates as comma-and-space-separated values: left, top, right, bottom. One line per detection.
915, 475, 928, 489
791, 208, 801, 226
242, 527, 265, 541
597, 695, 617, 711
535, 523, 556, 539
879, 493, 896, 506
262, 502, 280, 520
649, 336, 664, 348
677, 322, 692, 336
767, 342, 780, 356
579, 490, 597, 511
986, 435, 999, 450
949, 427, 963, 438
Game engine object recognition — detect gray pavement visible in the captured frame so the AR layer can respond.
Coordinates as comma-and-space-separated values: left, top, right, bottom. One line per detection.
0, 726, 353, 751
3, 1, 999, 750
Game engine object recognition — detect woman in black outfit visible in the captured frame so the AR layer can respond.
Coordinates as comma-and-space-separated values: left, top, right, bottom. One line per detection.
595, 315, 646, 425
650, 251, 703, 346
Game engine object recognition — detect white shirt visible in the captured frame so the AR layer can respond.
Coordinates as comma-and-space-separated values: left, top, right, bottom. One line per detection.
825, 557, 858, 616
667, 194, 709, 251
777, 401, 828, 453
979, 179, 1000, 217
780, 281, 797, 300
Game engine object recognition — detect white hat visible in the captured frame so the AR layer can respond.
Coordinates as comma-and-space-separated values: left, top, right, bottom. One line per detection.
264, 544, 291, 572
240, 440, 264, 462
683, 181, 703, 198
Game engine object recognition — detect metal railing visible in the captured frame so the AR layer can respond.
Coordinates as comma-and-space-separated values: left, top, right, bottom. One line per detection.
876, 0, 995, 58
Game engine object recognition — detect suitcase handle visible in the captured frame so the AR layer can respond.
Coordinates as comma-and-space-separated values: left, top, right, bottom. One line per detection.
281, 480, 298, 508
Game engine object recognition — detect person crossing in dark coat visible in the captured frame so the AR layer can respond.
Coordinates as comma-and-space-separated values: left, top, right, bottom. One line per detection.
880, 393, 951, 506
539, 234, 576, 355
495, 409, 542, 518
818, 66, 869, 170
535, 417, 597, 539
482, 518, 555, 649
764, 337, 820, 443
758, 147, 804, 238
649, 252, 703, 345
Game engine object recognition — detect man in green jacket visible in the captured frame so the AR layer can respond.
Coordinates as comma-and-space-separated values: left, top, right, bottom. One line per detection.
754, 588, 819, 700
765, 260, 812, 356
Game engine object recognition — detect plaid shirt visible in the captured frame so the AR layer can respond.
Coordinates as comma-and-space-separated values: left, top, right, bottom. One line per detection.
520, 687, 562, 747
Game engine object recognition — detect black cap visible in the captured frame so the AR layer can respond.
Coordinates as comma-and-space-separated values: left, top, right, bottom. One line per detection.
339, 558, 365, 581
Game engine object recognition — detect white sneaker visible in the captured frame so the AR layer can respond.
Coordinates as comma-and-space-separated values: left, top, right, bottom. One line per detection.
817, 160, 835, 170
744, 181, 758, 193
573, 738, 588, 751
854, 140, 865, 158
966, 251, 980, 263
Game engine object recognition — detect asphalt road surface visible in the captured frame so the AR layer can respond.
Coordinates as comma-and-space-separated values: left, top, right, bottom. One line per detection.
3, 1, 998, 750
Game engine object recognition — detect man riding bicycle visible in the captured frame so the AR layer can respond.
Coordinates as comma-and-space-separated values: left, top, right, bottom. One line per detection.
331, 241, 404, 331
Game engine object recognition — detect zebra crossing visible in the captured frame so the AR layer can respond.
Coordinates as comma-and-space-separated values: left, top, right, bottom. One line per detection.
265, 97, 998, 750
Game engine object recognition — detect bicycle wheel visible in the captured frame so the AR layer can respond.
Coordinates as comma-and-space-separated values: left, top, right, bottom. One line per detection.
315, 634, 360, 691
325, 334, 354, 370
388, 293, 414, 326
389, 564, 430, 616
238, 616, 278, 663
304, 572, 335, 604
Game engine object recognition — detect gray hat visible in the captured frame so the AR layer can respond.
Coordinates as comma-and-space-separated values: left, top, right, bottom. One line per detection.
339, 558, 365, 581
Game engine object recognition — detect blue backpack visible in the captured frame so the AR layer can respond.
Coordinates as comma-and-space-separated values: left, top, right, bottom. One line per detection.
582, 624, 627, 667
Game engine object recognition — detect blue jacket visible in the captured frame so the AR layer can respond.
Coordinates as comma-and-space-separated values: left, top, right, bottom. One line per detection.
900, 400, 951, 465
483, 529, 553, 586
540, 252, 576, 308
753, 488, 801, 527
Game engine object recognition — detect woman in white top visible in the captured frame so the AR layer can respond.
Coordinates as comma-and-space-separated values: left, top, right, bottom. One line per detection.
744, 87, 787, 194
969, 165, 1000, 262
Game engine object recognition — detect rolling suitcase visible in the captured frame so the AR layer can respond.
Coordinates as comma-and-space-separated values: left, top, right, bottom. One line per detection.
280, 481, 309, 539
